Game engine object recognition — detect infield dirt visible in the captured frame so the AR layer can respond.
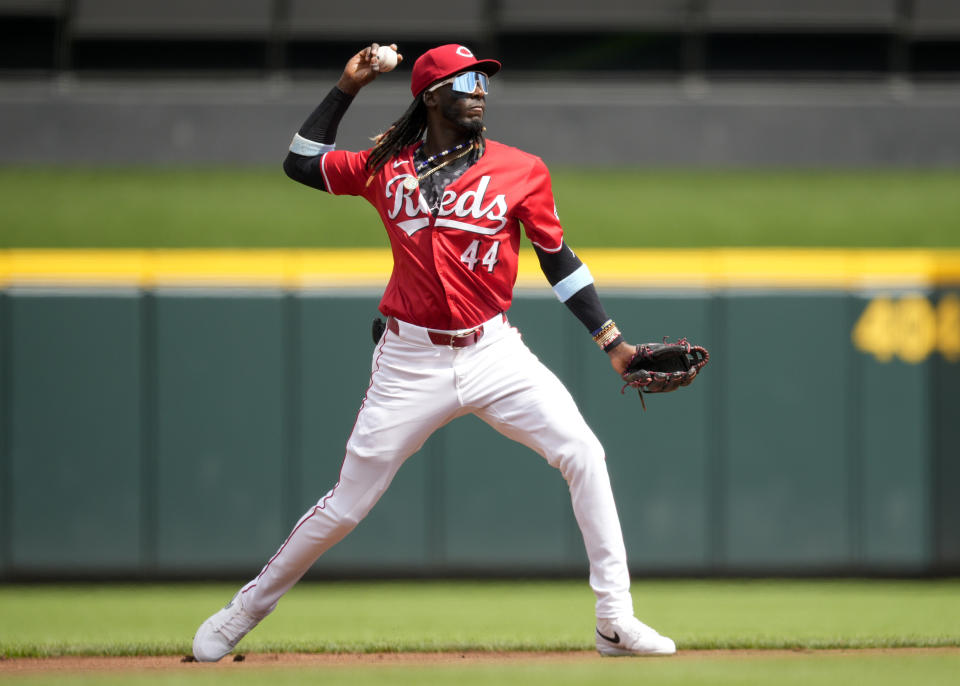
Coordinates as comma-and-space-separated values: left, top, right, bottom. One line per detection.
2, 648, 959, 675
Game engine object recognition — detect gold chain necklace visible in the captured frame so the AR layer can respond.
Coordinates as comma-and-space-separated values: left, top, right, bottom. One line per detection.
402, 143, 475, 191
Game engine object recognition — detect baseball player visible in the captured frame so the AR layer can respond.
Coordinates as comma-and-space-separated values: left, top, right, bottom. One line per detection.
192, 43, 676, 660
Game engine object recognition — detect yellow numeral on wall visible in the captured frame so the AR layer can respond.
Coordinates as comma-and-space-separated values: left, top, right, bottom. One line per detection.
852, 293, 960, 364
852, 297, 898, 362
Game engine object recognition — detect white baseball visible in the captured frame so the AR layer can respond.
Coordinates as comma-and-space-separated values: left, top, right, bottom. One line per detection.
375, 45, 398, 73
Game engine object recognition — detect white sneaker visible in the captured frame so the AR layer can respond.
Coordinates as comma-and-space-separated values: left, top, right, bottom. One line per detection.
192, 593, 273, 662
595, 616, 677, 656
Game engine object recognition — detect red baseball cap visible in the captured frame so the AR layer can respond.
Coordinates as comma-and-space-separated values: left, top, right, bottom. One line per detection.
410, 44, 501, 98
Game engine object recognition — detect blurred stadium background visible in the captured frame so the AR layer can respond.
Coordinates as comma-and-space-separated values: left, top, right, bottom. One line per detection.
0, 1, 958, 584
2, 0, 960, 164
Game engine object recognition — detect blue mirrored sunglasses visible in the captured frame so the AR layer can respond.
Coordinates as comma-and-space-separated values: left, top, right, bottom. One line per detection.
427, 71, 489, 95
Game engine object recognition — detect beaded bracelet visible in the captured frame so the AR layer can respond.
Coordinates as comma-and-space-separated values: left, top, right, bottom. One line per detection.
592, 319, 622, 351
601, 334, 624, 352
592, 319, 615, 339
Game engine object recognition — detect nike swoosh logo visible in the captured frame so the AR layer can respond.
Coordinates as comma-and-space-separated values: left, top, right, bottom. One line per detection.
596, 629, 620, 644
393, 159, 408, 168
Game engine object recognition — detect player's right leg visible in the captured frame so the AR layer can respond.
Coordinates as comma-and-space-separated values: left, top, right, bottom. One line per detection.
192, 329, 462, 661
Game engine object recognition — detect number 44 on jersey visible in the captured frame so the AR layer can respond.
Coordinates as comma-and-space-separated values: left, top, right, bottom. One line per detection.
461, 239, 500, 273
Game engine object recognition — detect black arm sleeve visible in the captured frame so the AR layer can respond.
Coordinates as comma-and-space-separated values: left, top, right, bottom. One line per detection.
534, 242, 581, 286
297, 86, 354, 143
282, 86, 355, 191
534, 243, 622, 348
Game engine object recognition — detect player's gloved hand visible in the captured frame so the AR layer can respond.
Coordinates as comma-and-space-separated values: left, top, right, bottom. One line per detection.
619, 337, 709, 408
607, 340, 638, 376
337, 43, 403, 95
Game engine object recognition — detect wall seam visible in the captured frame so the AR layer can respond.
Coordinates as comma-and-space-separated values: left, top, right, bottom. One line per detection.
283, 291, 302, 530
139, 290, 158, 575
0, 292, 11, 577
846, 294, 865, 571
707, 291, 726, 571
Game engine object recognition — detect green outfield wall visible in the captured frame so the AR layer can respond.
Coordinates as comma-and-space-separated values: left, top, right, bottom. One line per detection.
0, 250, 958, 579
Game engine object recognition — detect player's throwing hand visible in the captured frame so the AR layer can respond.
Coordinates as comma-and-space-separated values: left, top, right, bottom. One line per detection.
338, 43, 403, 95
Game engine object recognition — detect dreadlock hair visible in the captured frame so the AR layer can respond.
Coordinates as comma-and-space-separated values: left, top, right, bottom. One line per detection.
366, 95, 427, 177
365, 91, 487, 184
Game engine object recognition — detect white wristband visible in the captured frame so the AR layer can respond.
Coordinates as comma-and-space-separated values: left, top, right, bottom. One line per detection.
552, 263, 594, 302
290, 133, 335, 156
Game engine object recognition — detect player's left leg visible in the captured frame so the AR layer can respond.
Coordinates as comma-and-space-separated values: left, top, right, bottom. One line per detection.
462, 326, 675, 656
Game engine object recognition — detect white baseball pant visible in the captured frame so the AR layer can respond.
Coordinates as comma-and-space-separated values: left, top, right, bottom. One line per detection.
239, 313, 635, 619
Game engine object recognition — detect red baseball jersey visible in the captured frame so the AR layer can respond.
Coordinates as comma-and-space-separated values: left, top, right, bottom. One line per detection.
320, 139, 564, 330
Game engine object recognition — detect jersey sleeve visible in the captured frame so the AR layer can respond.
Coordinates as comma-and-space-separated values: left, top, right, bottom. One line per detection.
514, 156, 564, 253
318, 148, 373, 197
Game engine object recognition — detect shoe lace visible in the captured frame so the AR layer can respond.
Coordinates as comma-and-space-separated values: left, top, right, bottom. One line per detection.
214, 605, 259, 642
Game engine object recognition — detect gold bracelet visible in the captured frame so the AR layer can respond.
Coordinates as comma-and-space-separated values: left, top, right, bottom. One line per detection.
596, 330, 620, 350
594, 322, 621, 350
592, 319, 616, 342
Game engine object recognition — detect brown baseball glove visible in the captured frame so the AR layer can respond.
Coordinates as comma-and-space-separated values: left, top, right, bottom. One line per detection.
621, 337, 709, 408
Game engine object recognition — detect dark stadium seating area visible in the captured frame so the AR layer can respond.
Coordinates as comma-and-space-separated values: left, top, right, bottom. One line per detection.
1, 0, 959, 79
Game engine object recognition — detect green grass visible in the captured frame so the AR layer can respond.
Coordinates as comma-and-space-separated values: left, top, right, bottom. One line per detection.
1, 167, 958, 248
2, 580, 958, 686
1, 579, 958, 658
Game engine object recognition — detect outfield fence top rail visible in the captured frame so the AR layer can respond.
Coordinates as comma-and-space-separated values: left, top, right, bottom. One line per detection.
2, 248, 959, 291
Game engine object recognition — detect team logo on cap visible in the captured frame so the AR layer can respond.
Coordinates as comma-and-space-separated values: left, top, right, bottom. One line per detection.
456, 46, 474, 58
